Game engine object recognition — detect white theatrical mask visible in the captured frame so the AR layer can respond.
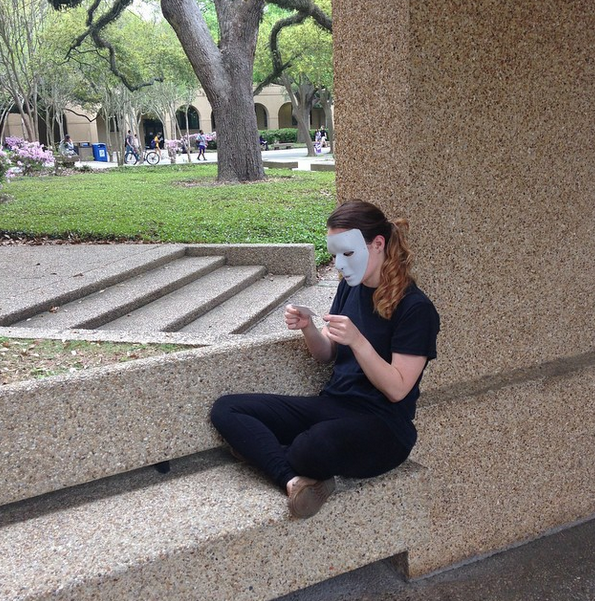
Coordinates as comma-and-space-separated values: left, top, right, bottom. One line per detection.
326, 229, 369, 286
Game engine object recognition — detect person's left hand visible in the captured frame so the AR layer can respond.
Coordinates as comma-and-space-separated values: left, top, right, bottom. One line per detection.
323, 314, 363, 347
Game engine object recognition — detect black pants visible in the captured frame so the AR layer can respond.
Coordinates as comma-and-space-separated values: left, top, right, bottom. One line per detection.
210, 393, 410, 490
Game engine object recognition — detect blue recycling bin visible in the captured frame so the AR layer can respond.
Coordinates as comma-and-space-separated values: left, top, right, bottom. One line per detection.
92, 143, 108, 162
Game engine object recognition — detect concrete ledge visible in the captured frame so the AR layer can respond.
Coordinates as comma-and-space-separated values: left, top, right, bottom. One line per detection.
408, 352, 595, 576
0, 453, 428, 601
185, 243, 317, 284
310, 162, 336, 172
262, 161, 299, 169
0, 334, 331, 506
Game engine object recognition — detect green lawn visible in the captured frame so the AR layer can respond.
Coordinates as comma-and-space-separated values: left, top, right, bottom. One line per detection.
0, 164, 336, 264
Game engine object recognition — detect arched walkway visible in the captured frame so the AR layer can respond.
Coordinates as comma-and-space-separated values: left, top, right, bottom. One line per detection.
176, 105, 200, 133
278, 102, 297, 129
255, 103, 269, 129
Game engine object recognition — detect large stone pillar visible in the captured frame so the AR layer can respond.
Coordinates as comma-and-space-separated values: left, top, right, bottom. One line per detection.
334, 0, 595, 388
333, 0, 595, 574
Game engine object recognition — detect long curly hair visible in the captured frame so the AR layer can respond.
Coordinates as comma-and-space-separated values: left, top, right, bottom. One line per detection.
326, 200, 414, 319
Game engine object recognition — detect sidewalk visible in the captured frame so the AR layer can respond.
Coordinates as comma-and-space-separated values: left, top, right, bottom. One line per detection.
80, 146, 334, 171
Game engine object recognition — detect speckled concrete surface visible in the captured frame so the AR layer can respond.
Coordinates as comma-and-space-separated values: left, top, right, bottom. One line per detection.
0, 334, 331, 506
0, 452, 427, 601
0, 245, 186, 325
278, 517, 595, 601
0, 243, 317, 328
334, 0, 595, 390
185, 243, 317, 285
411, 355, 595, 575
334, 0, 595, 574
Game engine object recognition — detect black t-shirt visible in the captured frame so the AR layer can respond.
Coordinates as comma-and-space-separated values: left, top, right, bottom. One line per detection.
322, 280, 440, 450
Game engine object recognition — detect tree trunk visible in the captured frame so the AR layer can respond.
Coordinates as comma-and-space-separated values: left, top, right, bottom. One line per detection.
161, 0, 265, 182
213, 62, 265, 182
319, 89, 334, 154
161, 0, 265, 181
281, 74, 315, 156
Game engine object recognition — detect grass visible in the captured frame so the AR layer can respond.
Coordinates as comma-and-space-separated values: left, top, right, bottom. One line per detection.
0, 337, 195, 385
0, 164, 336, 383
0, 164, 336, 265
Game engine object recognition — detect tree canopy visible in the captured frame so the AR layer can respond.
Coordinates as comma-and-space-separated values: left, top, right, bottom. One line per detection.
47, 0, 332, 181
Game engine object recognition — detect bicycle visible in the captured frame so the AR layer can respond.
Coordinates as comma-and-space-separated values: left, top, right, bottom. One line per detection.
124, 147, 161, 165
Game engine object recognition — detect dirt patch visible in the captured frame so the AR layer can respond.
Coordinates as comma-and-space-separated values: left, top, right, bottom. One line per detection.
0, 338, 195, 385
317, 261, 338, 281
0, 234, 152, 246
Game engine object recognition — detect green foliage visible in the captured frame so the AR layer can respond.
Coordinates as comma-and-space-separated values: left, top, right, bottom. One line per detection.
254, 0, 333, 92
0, 150, 11, 185
259, 129, 317, 143
0, 166, 336, 264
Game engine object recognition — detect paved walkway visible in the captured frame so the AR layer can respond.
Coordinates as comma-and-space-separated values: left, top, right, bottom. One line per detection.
83, 146, 334, 171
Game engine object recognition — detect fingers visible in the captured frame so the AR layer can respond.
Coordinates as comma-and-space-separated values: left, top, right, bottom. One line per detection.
284, 304, 310, 330
323, 314, 358, 346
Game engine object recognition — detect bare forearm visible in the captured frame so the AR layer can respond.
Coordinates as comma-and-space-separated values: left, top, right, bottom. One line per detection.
350, 338, 409, 403
302, 320, 335, 363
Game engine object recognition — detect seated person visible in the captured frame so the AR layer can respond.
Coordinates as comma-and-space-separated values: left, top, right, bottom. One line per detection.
58, 135, 77, 157
211, 200, 440, 519
259, 135, 269, 151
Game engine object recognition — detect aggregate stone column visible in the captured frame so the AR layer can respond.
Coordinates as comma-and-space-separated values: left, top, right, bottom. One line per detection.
333, 0, 595, 575
333, 0, 595, 387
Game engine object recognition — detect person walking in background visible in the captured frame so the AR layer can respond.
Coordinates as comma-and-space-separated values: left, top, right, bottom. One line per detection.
125, 130, 138, 162
211, 200, 440, 519
132, 133, 141, 159
153, 132, 164, 157
197, 130, 207, 161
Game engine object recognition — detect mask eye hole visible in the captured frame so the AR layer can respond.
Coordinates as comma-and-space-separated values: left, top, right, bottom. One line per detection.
343, 251, 354, 257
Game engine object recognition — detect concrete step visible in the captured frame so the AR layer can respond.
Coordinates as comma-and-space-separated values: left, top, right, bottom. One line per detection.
0, 244, 188, 326
12, 256, 225, 331
99, 265, 268, 333
0, 450, 427, 601
180, 274, 305, 336
0, 337, 332, 507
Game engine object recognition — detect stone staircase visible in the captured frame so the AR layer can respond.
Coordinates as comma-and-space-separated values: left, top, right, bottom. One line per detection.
2, 245, 313, 339
4, 244, 590, 599
0, 243, 431, 600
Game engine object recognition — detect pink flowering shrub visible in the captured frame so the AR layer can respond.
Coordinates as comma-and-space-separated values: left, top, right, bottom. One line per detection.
4, 137, 55, 176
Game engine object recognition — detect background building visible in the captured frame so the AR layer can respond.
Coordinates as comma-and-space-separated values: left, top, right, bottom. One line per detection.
3, 84, 328, 151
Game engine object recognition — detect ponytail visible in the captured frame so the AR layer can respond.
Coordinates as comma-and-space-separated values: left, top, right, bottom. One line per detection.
373, 218, 414, 319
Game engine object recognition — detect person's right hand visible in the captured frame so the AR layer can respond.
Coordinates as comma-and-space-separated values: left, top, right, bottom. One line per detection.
284, 304, 312, 330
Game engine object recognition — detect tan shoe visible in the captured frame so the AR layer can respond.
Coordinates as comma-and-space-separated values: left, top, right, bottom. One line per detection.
288, 477, 336, 519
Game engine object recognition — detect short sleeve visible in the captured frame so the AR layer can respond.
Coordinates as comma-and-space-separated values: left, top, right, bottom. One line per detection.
391, 300, 440, 360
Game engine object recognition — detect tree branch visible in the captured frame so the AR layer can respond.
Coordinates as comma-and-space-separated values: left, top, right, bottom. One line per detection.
51, 0, 161, 92
252, 57, 293, 96
254, 0, 331, 94
266, 0, 332, 32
